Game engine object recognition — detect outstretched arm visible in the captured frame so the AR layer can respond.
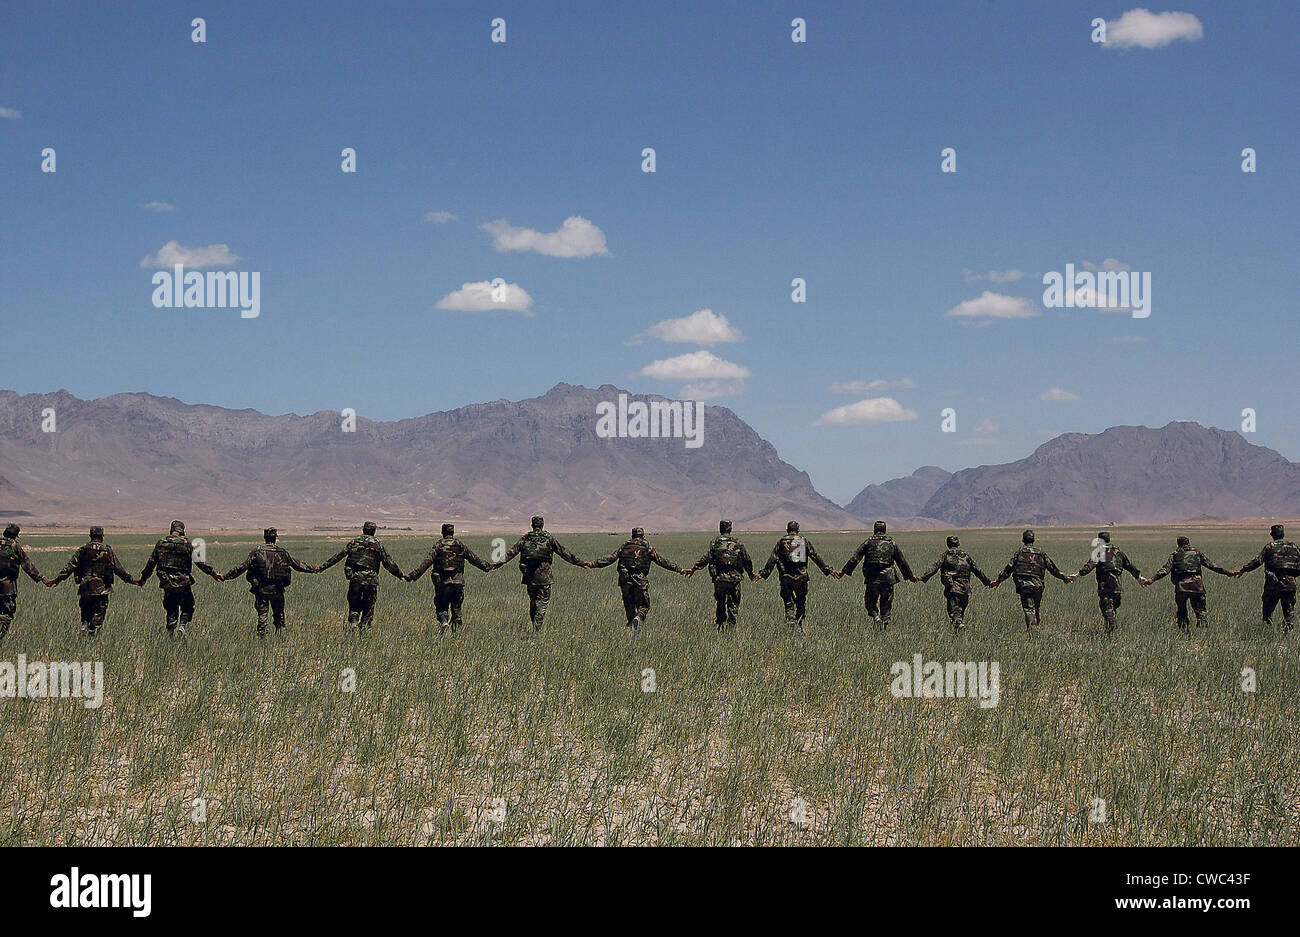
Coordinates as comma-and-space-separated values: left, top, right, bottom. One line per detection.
17, 546, 44, 584
1045, 555, 1071, 583
968, 558, 994, 588
1121, 552, 1142, 581
919, 556, 942, 584
314, 548, 348, 574
1143, 557, 1173, 586
650, 548, 682, 574
1201, 554, 1233, 577
589, 549, 619, 570
379, 546, 404, 580
1235, 550, 1265, 577
463, 546, 494, 573
758, 548, 778, 581
840, 543, 866, 577
138, 547, 159, 586
108, 548, 141, 586
47, 550, 79, 587
894, 547, 917, 582
807, 542, 837, 577
549, 537, 585, 568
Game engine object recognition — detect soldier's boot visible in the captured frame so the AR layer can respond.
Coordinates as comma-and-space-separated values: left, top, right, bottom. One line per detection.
347, 610, 362, 629
1195, 613, 1208, 629
166, 610, 180, 634
438, 611, 451, 635
951, 613, 964, 633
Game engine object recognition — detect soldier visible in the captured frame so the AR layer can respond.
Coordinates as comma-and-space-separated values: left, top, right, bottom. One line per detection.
586, 526, 682, 631
918, 535, 992, 633
494, 516, 586, 632
138, 520, 216, 636
989, 529, 1073, 634
215, 527, 317, 637
46, 526, 141, 634
405, 523, 496, 634
757, 521, 840, 632
1232, 524, 1299, 633
840, 520, 917, 631
314, 521, 406, 630
1141, 535, 1233, 632
1074, 530, 1143, 633
684, 520, 757, 630
0, 523, 47, 641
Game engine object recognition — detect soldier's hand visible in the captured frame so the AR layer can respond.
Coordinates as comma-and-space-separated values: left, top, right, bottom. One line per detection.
1139, 577, 1150, 586
910, 575, 920, 583
42, 578, 54, 587
682, 568, 694, 578
582, 562, 594, 569
833, 570, 843, 579
214, 573, 225, 582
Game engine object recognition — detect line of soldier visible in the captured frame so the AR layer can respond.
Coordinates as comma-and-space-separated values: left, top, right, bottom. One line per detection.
0, 518, 1296, 640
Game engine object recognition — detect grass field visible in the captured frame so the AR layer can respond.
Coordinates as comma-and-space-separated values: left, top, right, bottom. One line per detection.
1, 525, 1296, 846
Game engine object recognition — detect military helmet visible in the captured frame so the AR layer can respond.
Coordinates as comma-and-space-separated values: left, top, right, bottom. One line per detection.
90, 526, 104, 540
3, 523, 19, 539
719, 520, 732, 534
787, 521, 799, 533
1271, 524, 1285, 540
946, 535, 960, 548
1097, 530, 1110, 543
1177, 536, 1191, 548
264, 527, 277, 542
170, 520, 185, 535
362, 521, 377, 536
531, 516, 545, 530
442, 523, 455, 536
1022, 529, 1035, 544
631, 527, 644, 539
873, 520, 887, 533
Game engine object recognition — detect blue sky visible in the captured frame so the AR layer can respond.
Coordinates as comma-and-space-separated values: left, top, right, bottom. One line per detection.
2, 0, 1296, 503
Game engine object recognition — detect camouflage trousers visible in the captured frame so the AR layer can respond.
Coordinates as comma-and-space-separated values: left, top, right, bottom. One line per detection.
0, 594, 15, 640
1015, 585, 1043, 632
254, 593, 287, 636
779, 580, 808, 630
1174, 590, 1207, 631
347, 580, 378, 629
863, 580, 895, 629
1261, 589, 1295, 631
944, 590, 970, 631
1096, 590, 1122, 631
713, 579, 742, 628
434, 583, 464, 631
526, 583, 551, 630
161, 586, 195, 632
619, 581, 650, 629
79, 595, 110, 633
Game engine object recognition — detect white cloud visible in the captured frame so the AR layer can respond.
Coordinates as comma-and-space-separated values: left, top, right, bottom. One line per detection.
636, 350, 751, 382
1104, 8, 1203, 49
680, 379, 747, 399
814, 397, 919, 426
964, 268, 1026, 283
1081, 258, 1130, 272
141, 201, 175, 212
1041, 387, 1081, 402
829, 378, 915, 393
0, 106, 22, 119
139, 240, 238, 268
945, 291, 1039, 320
424, 210, 458, 224
435, 280, 534, 315
972, 418, 997, 434
630, 308, 743, 345
481, 215, 609, 258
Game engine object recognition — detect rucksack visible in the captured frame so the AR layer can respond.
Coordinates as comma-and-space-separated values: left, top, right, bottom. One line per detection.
80, 542, 115, 584
1269, 541, 1300, 575
711, 537, 742, 570
865, 536, 894, 565
434, 537, 461, 574
156, 536, 191, 575
349, 538, 382, 573
0, 539, 19, 577
252, 545, 292, 585
519, 532, 551, 563
618, 541, 651, 575
1171, 549, 1201, 578
1013, 547, 1046, 578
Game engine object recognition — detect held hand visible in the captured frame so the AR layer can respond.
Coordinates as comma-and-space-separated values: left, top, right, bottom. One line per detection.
582, 562, 594, 569
682, 569, 694, 578
214, 573, 224, 582
910, 576, 920, 583
833, 570, 843, 579
989, 578, 1000, 590
43, 578, 54, 587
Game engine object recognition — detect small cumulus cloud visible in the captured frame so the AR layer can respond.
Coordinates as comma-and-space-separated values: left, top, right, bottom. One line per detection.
1082, 258, 1131, 272
814, 398, 919, 426
829, 378, 915, 394
945, 291, 1039, 320
1103, 8, 1203, 49
0, 106, 20, 119
435, 280, 534, 315
141, 201, 175, 212
629, 308, 743, 345
139, 241, 238, 268
636, 350, 751, 382
424, 210, 458, 224
1041, 387, 1081, 402
680, 379, 747, 399
972, 418, 997, 434
481, 215, 609, 258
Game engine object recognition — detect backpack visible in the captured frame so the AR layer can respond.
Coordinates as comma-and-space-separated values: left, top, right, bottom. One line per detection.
1013, 547, 1046, 578
944, 549, 969, 573
520, 532, 552, 563
1171, 549, 1201, 578
434, 537, 461, 574
865, 536, 894, 565
252, 545, 292, 585
156, 536, 192, 575
80, 542, 115, 585
349, 537, 382, 573
0, 539, 19, 577
711, 537, 743, 571
618, 540, 651, 576
1269, 541, 1300, 575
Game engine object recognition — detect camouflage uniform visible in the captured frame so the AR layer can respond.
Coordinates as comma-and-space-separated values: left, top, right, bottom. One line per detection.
1147, 540, 1231, 631
919, 537, 992, 632
138, 522, 212, 633
758, 525, 835, 631
1236, 529, 1300, 632
316, 523, 405, 630
222, 530, 316, 636
1075, 534, 1142, 632
841, 524, 914, 630
993, 533, 1070, 632
0, 526, 46, 641
689, 523, 755, 629
406, 527, 494, 633
590, 528, 681, 630
49, 529, 138, 633
498, 519, 586, 631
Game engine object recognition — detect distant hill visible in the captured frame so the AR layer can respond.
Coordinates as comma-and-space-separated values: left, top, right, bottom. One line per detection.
0, 384, 863, 532
845, 466, 951, 520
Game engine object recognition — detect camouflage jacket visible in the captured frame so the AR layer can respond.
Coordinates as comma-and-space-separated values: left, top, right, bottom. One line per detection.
1149, 547, 1231, 595
759, 533, 834, 585
139, 534, 196, 589
317, 535, 404, 585
408, 536, 493, 586
0, 536, 45, 596
996, 546, 1069, 592
224, 543, 315, 596
499, 530, 584, 586
1076, 544, 1141, 594
1238, 539, 1300, 593
51, 541, 135, 596
842, 535, 914, 584
920, 549, 992, 595
690, 535, 754, 584
592, 537, 681, 585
